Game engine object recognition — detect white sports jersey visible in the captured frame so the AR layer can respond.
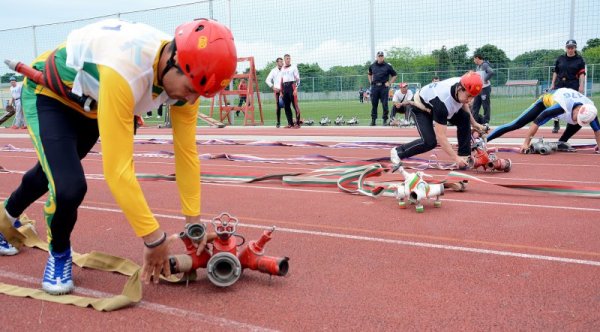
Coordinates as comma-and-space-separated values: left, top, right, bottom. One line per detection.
280, 64, 299, 83
552, 88, 594, 125
66, 19, 172, 116
265, 66, 282, 89
418, 77, 462, 119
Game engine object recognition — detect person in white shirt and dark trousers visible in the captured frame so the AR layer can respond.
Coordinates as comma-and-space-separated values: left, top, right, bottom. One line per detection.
280, 54, 301, 128
265, 57, 284, 128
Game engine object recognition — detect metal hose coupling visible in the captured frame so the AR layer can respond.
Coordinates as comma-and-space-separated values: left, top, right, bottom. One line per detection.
182, 223, 206, 243
206, 252, 242, 287
169, 223, 209, 274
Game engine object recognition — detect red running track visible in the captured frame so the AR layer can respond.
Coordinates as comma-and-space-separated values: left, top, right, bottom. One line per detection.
0, 125, 599, 330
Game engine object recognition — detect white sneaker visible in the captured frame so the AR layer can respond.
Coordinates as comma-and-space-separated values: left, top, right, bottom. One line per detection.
156, 115, 161, 119
390, 148, 402, 166
0, 232, 18, 256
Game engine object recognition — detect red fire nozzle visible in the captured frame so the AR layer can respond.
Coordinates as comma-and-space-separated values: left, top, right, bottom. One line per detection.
238, 226, 290, 276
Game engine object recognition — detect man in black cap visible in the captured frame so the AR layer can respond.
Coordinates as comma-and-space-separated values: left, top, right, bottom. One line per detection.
550, 39, 586, 133
368, 51, 397, 126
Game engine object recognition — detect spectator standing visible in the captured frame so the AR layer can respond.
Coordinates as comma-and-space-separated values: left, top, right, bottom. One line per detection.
550, 39, 586, 133
236, 78, 248, 117
471, 54, 494, 125
9, 76, 26, 129
359, 86, 365, 103
368, 51, 397, 126
280, 54, 301, 128
265, 57, 284, 127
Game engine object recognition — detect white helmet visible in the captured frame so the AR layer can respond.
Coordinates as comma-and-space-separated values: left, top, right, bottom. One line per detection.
577, 104, 598, 126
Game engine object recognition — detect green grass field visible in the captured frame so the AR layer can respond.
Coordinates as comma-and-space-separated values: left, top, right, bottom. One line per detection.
2, 95, 599, 128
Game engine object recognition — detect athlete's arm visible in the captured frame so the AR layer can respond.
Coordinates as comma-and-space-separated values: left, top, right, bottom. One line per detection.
96, 65, 159, 237
170, 100, 201, 218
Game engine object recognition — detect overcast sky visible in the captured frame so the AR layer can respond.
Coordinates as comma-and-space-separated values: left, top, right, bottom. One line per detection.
1, 0, 599, 73
0, 1, 197, 30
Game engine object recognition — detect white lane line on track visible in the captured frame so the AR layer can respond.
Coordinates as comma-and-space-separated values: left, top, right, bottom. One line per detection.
0, 269, 276, 331
70, 204, 600, 267
2, 156, 599, 184
199, 182, 600, 212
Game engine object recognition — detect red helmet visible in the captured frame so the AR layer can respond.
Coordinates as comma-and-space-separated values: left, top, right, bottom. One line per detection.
175, 19, 237, 97
460, 71, 483, 96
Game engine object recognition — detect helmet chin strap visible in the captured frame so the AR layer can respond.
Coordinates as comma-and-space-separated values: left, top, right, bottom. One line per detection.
158, 40, 182, 87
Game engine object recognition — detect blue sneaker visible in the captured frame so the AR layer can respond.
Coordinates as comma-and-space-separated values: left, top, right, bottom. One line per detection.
0, 232, 18, 256
42, 248, 74, 295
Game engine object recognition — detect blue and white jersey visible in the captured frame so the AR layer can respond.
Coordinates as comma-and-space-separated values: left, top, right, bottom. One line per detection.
552, 88, 593, 125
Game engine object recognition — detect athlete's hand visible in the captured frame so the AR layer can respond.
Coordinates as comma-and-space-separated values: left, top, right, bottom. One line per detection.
454, 156, 468, 169
141, 229, 175, 284
472, 123, 485, 134
519, 144, 530, 154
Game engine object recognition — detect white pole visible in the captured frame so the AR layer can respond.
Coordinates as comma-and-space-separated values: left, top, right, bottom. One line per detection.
369, 0, 375, 59
569, 0, 575, 39
32, 26, 38, 58
227, 0, 231, 29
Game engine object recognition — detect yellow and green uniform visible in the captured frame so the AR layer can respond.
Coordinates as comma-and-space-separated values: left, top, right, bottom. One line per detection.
5, 19, 200, 252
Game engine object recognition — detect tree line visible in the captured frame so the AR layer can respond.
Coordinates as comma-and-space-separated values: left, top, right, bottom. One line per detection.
255, 38, 600, 93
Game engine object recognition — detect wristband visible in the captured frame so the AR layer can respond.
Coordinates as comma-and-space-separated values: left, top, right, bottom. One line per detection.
144, 232, 167, 249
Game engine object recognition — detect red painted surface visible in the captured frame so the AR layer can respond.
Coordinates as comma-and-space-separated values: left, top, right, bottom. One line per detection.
0, 126, 599, 330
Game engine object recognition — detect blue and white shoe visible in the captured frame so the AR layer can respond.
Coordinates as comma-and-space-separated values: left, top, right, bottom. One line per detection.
42, 248, 74, 295
0, 232, 18, 256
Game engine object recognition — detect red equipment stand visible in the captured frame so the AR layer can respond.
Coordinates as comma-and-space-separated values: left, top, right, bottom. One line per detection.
210, 56, 264, 126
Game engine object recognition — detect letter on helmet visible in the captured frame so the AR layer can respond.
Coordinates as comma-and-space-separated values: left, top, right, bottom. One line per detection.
577, 104, 598, 126
460, 72, 483, 96
175, 19, 237, 97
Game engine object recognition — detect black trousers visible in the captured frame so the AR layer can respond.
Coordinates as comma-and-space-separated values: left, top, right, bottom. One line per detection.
5, 95, 99, 253
274, 91, 282, 125
146, 104, 163, 117
471, 85, 491, 124
558, 123, 582, 142
282, 82, 301, 125
370, 85, 389, 122
391, 105, 414, 121
394, 108, 471, 159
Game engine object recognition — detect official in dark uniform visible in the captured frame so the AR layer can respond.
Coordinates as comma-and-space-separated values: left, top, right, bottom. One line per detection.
550, 39, 586, 133
368, 51, 397, 126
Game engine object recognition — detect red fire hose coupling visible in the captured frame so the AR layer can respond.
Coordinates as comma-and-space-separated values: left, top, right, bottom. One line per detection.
168, 213, 289, 287
238, 227, 290, 276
